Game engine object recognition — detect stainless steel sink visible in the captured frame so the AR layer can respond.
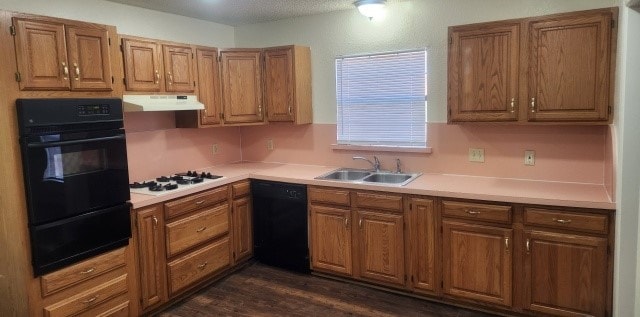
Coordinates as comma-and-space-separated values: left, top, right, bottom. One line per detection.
362, 173, 413, 184
315, 168, 421, 186
315, 169, 371, 181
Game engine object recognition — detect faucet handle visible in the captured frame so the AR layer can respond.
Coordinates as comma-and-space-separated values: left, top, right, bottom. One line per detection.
395, 158, 402, 173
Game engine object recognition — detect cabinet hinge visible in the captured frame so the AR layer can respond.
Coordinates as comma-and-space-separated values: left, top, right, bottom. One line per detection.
608, 106, 612, 114
192, 52, 194, 59
409, 203, 412, 211
404, 275, 407, 282
108, 37, 111, 46
9, 25, 16, 36
411, 275, 414, 283
123, 78, 127, 85
220, 113, 225, 120
448, 108, 451, 116
232, 251, 236, 259
111, 76, 114, 84
120, 44, 124, 52
441, 281, 444, 288
449, 36, 452, 45
218, 55, 222, 62
15, 72, 21, 82
611, 19, 615, 28
194, 81, 196, 87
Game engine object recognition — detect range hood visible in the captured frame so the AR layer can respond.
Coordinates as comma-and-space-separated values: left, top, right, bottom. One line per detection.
123, 95, 204, 112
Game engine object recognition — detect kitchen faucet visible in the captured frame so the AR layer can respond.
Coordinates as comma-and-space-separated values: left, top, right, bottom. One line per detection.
353, 156, 381, 172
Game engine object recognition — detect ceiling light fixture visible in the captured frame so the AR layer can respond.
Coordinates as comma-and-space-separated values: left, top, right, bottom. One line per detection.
354, 0, 387, 20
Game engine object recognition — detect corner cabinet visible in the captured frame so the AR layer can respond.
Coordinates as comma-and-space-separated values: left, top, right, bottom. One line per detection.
264, 46, 312, 124
220, 49, 264, 124
12, 16, 114, 91
447, 7, 617, 124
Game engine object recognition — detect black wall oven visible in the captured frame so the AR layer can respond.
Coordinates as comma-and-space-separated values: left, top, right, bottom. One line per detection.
17, 98, 131, 276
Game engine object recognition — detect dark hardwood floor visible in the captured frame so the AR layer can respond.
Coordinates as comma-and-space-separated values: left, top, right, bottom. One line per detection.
157, 263, 498, 317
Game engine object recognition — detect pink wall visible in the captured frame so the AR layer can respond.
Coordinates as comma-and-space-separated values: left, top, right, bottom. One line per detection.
241, 123, 608, 184
124, 112, 242, 181
605, 125, 615, 200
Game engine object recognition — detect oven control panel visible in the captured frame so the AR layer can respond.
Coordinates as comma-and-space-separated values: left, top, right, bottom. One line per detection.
77, 104, 111, 116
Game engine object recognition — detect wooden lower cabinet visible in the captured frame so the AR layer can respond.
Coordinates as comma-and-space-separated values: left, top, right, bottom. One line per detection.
408, 197, 438, 295
310, 204, 352, 275
43, 274, 128, 317
167, 237, 231, 295
442, 220, 513, 307
523, 230, 608, 317
232, 195, 253, 263
135, 204, 167, 311
355, 209, 405, 286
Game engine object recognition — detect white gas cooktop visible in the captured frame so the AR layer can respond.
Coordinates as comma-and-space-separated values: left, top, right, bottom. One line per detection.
129, 172, 225, 196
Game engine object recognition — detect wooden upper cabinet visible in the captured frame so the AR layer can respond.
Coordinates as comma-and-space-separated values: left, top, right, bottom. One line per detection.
12, 16, 114, 92
220, 49, 264, 124
355, 210, 405, 287
13, 18, 70, 90
122, 38, 163, 92
523, 230, 608, 317
448, 22, 520, 122
196, 47, 221, 126
310, 205, 352, 276
442, 220, 512, 307
264, 46, 312, 124
66, 26, 113, 91
163, 44, 195, 93
527, 10, 613, 122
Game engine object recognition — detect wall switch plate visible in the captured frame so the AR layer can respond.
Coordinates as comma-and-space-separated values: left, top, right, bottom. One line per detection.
212, 144, 218, 155
524, 150, 535, 166
266, 139, 274, 151
469, 148, 485, 163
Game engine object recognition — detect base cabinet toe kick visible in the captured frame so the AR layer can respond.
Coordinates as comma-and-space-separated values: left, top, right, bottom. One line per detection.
308, 185, 614, 317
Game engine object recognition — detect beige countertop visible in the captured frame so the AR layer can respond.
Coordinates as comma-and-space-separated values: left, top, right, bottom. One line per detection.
130, 162, 616, 210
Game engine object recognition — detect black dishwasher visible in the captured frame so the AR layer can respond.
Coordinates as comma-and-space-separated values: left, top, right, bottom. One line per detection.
252, 180, 310, 274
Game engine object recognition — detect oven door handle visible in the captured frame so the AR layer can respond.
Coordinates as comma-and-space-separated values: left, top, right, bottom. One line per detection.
27, 135, 125, 148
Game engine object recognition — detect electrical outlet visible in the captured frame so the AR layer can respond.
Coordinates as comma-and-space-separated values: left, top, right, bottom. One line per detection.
524, 150, 535, 166
266, 139, 274, 151
212, 144, 218, 155
469, 148, 485, 163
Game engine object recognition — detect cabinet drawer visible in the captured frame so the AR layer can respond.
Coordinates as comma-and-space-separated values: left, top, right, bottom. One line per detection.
355, 192, 403, 213
524, 208, 609, 234
79, 293, 130, 317
309, 187, 350, 207
41, 247, 126, 297
166, 204, 230, 257
43, 274, 128, 317
167, 237, 231, 295
232, 181, 250, 198
165, 186, 228, 219
442, 200, 512, 224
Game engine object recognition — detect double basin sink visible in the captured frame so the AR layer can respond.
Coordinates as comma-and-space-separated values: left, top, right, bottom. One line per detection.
315, 168, 421, 186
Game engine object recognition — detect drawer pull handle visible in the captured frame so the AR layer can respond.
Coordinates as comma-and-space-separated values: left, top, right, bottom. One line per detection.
154, 70, 160, 84
73, 62, 80, 80
167, 72, 173, 85
505, 237, 509, 251
196, 226, 206, 233
466, 209, 481, 215
359, 219, 363, 228
510, 98, 515, 113
553, 218, 572, 224
530, 97, 536, 113
195, 200, 206, 205
197, 262, 208, 270
82, 296, 98, 304
152, 216, 158, 227
80, 267, 96, 274
526, 239, 530, 253
62, 62, 69, 80
344, 217, 349, 227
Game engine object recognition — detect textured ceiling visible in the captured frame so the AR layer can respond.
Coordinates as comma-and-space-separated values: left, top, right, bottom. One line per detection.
105, 0, 400, 26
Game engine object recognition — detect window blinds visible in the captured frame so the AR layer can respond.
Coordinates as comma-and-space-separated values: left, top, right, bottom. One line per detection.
336, 49, 426, 148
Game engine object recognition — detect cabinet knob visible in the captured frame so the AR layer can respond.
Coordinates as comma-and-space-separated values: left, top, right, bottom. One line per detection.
510, 98, 515, 113
81, 296, 98, 305
197, 262, 208, 270
154, 70, 160, 84
62, 62, 69, 80
525, 238, 531, 253
359, 219, 363, 228
167, 72, 173, 85
505, 237, 509, 251
466, 209, 481, 215
196, 226, 206, 233
288, 105, 293, 115
553, 218, 572, 224
530, 97, 536, 113
80, 267, 96, 274
344, 217, 349, 227
152, 216, 158, 227
73, 62, 80, 81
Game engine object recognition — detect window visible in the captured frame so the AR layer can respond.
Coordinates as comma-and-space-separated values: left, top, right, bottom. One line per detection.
336, 49, 426, 148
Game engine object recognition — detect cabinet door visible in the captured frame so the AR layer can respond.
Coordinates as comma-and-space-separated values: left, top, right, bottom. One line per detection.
232, 196, 253, 263
122, 38, 162, 92
220, 50, 263, 123
356, 210, 405, 287
264, 48, 294, 122
448, 23, 519, 122
523, 230, 607, 317
196, 48, 222, 125
135, 205, 166, 310
310, 205, 352, 276
408, 198, 438, 295
163, 44, 195, 93
442, 221, 512, 307
66, 26, 113, 91
13, 18, 70, 90
527, 11, 612, 122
